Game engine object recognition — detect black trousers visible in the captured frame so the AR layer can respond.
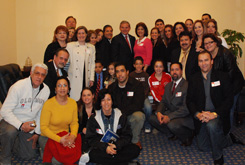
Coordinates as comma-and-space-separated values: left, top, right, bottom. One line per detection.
89, 143, 140, 165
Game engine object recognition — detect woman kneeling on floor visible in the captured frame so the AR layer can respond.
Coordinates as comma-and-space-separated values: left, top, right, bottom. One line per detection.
81, 88, 140, 164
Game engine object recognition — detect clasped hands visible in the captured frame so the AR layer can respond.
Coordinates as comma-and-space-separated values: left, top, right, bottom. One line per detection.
196, 111, 216, 123
60, 133, 76, 148
157, 112, 170, 124
106, 143, 117, 156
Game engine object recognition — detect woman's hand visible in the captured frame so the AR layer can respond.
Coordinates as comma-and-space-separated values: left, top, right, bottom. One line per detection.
60, 133, 70, 147
82, 128, 87, 134
143, 65, 148, 72
196, 47, 204, 52
106, 143, 117, 155
89, 81, 94, 87
66, 134, 76, 148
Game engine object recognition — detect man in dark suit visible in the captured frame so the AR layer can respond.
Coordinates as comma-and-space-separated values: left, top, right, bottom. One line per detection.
96, 25, 113, 69
187, 51, 233, 165
150, 62, 194, 146
171, 31, 199, 81
111, 21, 135, 72
44, 48, 69, 98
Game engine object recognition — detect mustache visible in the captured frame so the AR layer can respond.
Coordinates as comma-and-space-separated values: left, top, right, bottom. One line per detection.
181, 43, 188, 46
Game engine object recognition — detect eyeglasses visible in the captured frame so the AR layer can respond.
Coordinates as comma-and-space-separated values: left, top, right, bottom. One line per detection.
204, 41, 214, 46
33, 72, 46, 78
57, 84, 68, 88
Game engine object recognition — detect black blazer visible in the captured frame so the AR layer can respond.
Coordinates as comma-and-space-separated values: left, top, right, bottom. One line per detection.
171, 46, 199, 81
147, 41, 167, 75
95, 37, 112, 68
111, 33, 135, 72
43, 42, 61, 63
186, 70, 233, 135
44, 61, 68, 98
90, 71, 106, 93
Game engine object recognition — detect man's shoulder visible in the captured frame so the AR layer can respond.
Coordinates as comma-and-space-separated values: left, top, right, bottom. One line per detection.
172, 47, 181, 54
46, 61, 54, 69
127, 77, 142, 87
12, 77, 30, 89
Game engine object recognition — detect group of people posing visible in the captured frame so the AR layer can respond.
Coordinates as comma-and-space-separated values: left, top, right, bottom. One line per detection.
0, 13, 244, 165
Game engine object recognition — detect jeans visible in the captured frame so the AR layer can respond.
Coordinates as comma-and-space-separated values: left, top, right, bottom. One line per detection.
230, 93, 240, 129
197, 118, 232, 160
0, 120, 37, 164
127, 111, 145, 143
143, 98, 152, 129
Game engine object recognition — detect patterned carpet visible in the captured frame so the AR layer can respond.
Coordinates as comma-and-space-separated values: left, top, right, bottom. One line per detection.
7, 122, 245, 165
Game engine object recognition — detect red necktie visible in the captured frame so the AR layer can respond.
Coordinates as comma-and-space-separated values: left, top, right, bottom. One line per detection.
96, 75, 101, 96
125, 35, 131, 50
172, 83, 176, 95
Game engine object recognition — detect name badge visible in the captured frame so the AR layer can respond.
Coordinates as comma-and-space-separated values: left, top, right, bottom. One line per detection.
127, 91, 134, 96
138, 43, 144, 46
211, 81, 220, 87
175, 92, 182, 97
152, 81, 159, 86
96, 129, 103, 135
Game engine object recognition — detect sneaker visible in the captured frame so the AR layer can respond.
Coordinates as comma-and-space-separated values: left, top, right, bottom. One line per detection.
144, 128, 151, 133
79, 152, 90, 165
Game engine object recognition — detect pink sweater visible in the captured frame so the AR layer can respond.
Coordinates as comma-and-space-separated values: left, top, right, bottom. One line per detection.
134, 37, 153, 65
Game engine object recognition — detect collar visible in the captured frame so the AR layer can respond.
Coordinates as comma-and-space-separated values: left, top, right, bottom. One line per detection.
122, 33, 129, 38
202, 69, 212, 80
75, 41, 88, 47
181, 46, 191, 54
29, 76, 44, 91
96, 72, 103, 77
137, 36, 146, 44
173, 77, 183, 87
53, 60, 58, 71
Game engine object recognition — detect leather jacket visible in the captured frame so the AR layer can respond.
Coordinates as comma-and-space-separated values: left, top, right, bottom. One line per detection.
213, 46, 244, 95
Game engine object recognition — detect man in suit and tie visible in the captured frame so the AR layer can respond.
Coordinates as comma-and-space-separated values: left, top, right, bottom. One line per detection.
171, 31, 199, 81
44, 48, 69, 98
111, 21, 136, 72
150, 62, 194, 146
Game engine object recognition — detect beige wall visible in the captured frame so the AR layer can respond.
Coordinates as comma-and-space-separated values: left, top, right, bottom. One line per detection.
0, 0, 16, 65
1, 0, 245, 74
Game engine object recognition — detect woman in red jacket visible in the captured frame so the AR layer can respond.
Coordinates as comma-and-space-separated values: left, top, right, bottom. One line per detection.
148, 60, 171, 102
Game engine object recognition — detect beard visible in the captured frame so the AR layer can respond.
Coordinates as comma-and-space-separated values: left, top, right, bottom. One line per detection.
171, 74, 180, 81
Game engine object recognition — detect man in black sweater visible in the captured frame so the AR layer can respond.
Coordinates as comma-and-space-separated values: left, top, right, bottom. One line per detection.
108, 62, 145, 149
187, 51, 233, 165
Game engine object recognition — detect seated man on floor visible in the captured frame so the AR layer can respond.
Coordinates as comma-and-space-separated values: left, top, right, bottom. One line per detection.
150, 62, 194, 146
0, 63, 50, 164
187, 51, 233, 165
108, 62, 145, 149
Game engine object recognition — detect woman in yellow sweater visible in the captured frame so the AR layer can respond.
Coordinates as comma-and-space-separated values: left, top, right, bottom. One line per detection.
39, 76, 80, 164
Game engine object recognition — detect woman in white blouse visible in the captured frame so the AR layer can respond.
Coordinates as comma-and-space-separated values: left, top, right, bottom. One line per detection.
66, 26, 95, 101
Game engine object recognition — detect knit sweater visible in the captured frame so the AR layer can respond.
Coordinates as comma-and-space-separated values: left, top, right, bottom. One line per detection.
40, 97, 79, 143
134, 37, 153, 65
